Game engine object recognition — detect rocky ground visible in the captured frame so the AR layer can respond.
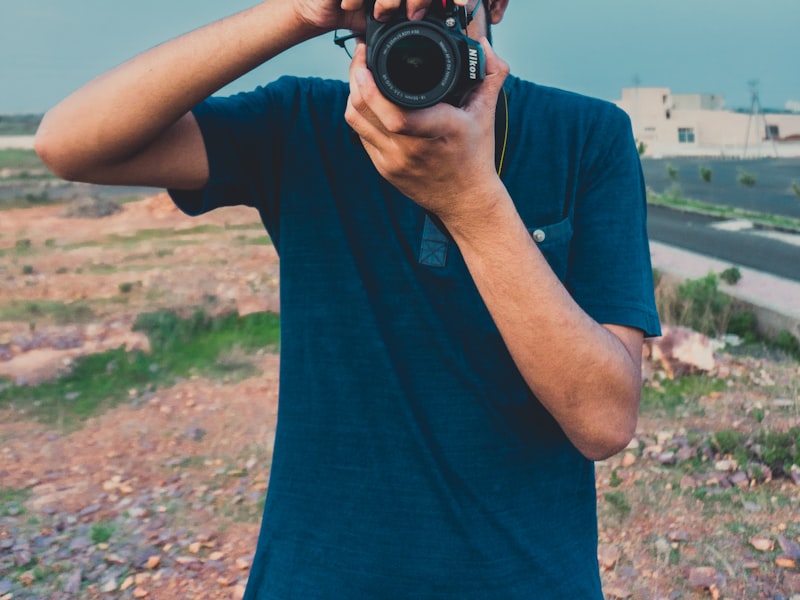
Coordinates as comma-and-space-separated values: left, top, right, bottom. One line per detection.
0, 193, 798, 599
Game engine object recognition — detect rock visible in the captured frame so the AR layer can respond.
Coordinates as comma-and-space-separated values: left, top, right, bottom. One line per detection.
688, 566, 721, 589
714, 459, 738, 472
99, 576, 118, 593
790, 464, 800, 486
621, 452, 636, 467
646, 326, 716, 379
749, 536, 774, 552
604, 583, 633, 598
777, 535, 800, 560
145, 555, 161, 570
120, 576, 135, 591
668, 530, 690, 542
597, 544, 621, 570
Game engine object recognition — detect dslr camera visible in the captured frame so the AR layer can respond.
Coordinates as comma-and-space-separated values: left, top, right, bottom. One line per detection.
365, 0, 486, 108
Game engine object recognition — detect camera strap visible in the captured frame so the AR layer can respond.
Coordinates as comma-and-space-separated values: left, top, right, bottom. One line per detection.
494, 87, 509, 176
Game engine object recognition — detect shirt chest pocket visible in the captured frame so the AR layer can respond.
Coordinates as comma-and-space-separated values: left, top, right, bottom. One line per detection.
527, 215, 573, 282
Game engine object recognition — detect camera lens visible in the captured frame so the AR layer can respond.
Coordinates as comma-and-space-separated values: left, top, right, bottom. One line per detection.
385, 36, 446, 95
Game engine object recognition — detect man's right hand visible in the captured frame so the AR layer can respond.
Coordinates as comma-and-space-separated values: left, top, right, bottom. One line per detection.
291, 0, 440, 34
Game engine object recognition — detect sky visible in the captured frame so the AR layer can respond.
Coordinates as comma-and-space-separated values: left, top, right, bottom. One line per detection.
2, 0, 798, 114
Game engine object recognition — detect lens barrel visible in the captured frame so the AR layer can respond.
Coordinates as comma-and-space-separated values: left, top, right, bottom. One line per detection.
369, 21, 460, 109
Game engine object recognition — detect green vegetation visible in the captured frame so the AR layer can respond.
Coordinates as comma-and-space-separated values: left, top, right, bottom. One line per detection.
90, 521, 114, 544
792, 181, 800, 199
647, 188, 800, 233
666, 163, 679, 180
699, 166, 712, 183
641, 374, 726, 417
0, 148, 44, 171
0, 487, 31, 517
0, 114, 41, 135
711, 427, 800, 475
736, 169, 757, 188
0, 299, 96, 325
603, 491, 632, 520
718, 267, 741, 285
0, 309, 280, 428
654, 269, 799, 357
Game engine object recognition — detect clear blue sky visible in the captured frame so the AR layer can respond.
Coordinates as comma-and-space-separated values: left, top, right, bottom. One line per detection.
2, 0, 798, 114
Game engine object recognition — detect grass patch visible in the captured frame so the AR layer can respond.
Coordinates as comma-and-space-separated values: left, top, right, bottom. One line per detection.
90, 521, 115, 544
0, 300, 96, 325
0, 309, 280, 427
648, 189, 800, 233
106, 225, 224, 245
0, 487, 31, 517
641, 375, 726, 417
0, 148, 45, 171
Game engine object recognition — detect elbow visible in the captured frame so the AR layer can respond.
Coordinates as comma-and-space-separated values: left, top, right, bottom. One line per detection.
575, 403, 639, 462
579, 426, 636, 462
34, 116, 92, 182
34, 124, 76, 181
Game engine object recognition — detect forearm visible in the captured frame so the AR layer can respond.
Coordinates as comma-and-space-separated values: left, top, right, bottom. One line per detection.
36, 0, 316, 181
443, 183, 642, 461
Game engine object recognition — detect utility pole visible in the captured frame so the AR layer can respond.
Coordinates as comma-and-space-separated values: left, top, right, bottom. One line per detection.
743, 80, 778, 158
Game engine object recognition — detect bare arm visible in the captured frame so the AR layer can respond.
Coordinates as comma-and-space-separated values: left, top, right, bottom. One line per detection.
346, 40, 645, 461
35, 0, 439, 189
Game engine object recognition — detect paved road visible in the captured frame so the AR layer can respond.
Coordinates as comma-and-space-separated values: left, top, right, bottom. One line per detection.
647, 204, 800, 282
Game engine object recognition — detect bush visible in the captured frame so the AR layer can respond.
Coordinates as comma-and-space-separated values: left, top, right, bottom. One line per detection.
699, 166, 712, 183
666, 163, 679, 180
737, 169, 756, 187
719, 267, 741, 285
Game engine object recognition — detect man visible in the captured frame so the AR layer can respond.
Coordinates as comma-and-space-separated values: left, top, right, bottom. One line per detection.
36, 0, 661, 597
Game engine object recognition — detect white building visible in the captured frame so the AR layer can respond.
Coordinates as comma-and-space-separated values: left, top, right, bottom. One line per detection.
615, 87, 800, 158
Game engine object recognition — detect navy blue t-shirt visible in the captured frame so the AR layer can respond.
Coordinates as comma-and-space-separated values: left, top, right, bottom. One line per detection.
170, 74, 660, 599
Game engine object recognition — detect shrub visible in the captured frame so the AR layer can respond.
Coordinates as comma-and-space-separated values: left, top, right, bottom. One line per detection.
719, 267, 741, 285
737, 169, 756, 187
699, 166, 712, 183
666, 163, 679, 180
792, 181, 800, 198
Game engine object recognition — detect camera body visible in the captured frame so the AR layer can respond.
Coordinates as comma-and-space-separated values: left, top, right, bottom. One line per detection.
365, 0, 486, 109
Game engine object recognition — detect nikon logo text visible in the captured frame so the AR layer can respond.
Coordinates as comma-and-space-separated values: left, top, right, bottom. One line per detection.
468, 48, 479, 80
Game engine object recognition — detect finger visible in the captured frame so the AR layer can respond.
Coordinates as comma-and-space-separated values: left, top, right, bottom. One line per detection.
404, 0, 432, 20
373, 0, 403, 20
346, 44, 386, 138
349, 42, 431, 138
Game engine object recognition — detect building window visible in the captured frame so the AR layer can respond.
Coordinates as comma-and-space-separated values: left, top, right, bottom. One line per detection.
765, 125, 779, 139
678, 127, 696, 143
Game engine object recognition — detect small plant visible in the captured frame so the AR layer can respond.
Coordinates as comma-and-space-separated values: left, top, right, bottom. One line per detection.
604, 491, 632, 520
737, 169, 756, 187
699, 166, 712, 183
609, 469, 624, 488
22, 265, 35, 275
666, 163, 679, 180
90, 522, 114, 544
118, 282, 135, 294
676, 273, 732, 337
637, 140, 647, 156
719, 267, 741, 285
15, 238, 32, 251
792, 181, 800, 198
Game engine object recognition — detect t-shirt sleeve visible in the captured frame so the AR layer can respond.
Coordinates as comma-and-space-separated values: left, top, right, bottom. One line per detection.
566, 106, 661, 338
167, 77, 297, 230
